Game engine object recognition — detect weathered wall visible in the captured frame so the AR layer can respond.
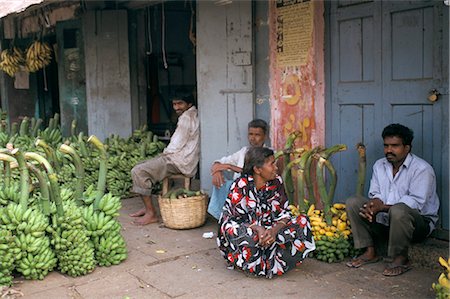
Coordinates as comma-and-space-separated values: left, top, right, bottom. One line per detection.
254, 0, 271, 136
83, 10, 132, 141
268, 0, 325, 150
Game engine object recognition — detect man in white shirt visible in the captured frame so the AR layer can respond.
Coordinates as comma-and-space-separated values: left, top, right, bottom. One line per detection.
130, 91, 200, 225
345, 124, 439, 276
207, 119, 268, 219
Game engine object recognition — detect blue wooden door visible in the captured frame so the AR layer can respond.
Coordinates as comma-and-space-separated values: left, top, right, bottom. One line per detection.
327, 1, 448, 229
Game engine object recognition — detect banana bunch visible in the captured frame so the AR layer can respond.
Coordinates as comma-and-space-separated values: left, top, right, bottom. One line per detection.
0, 229, 19, 286
0, 47, 25, 77
37, 128, 62, 147
290, 203, 356, 263
25, 41, 52, 72
48, 200, 96, 277
82, 207, 121, 237
93, 230, 127, 266
0, 203, 57, 280
433, 257, 450, 298
0, 183, 20, 206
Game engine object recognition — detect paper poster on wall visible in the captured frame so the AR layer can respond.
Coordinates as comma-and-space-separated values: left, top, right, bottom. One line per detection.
276, 0, 313, 67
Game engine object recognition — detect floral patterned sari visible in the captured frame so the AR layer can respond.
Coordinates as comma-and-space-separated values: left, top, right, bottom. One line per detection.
217, 174, 315, 278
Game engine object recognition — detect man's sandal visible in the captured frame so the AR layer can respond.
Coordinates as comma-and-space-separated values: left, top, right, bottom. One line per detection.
382, 262, 412, 276
346, 256, 381, 268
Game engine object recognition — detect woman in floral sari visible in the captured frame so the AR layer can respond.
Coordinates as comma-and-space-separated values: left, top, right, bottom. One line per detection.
217, 147, 315, 278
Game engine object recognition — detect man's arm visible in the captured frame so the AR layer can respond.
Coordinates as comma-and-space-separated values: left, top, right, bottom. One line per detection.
210, 147, 247, 188
164, 113, 192, 154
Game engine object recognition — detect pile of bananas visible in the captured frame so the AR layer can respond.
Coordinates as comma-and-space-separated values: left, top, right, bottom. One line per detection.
82, 190, 128, 266
0, 184, 20, 207
290, 203, 356, 263
0, 47, 25, 77
0, 203, 57, 280
25, 40, 52, 72
433, 257, 450, 298
0, 229, 18, 286
48, 200, 96, 277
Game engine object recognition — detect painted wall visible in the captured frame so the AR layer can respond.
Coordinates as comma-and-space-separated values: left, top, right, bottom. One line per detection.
268, 0, 325, 151
83, 10, 132, 141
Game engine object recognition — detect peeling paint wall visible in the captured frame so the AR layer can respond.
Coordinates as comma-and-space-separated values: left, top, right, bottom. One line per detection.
268, 0, 325, 150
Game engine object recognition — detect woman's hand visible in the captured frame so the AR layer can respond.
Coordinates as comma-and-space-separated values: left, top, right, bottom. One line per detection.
260, 228, 277, 247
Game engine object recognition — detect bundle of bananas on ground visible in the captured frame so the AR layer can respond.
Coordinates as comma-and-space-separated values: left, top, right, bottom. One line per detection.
25, 40, 52, 72
0, 229, 19, 286
48, 199, 96, 277
0, 47, 25, 77
290, 203, 355, 263
0, 199, 56, 281
433, 257, 450, 298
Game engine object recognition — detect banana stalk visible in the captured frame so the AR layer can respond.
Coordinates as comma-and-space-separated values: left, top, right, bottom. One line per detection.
315, 144, 347, 224
356, 142, 366, 196
26, 163, 51, 215
11, 149, 30, 210
31, 118, 43, 137
88, 135, 107, 210
281, 131, 301, 204
59, 144, 84, 203
304, 146, 321, 205
35, 138, 60, 172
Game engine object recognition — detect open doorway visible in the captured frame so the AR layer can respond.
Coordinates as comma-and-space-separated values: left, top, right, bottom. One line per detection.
141, 1, 197, 136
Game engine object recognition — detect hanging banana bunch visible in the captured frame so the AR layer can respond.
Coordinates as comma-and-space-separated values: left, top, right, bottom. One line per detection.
0, 46, 25, 77
25, 40, 52, 73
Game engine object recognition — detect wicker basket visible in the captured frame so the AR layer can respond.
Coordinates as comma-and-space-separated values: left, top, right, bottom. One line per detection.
158, 194, 208, 229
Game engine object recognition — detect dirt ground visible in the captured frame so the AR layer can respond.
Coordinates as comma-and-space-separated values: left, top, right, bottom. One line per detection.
2, 196, 442, 299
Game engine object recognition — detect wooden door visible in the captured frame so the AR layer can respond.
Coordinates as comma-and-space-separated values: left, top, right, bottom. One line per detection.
327, 1, 448, 229
197, 1, 254, 191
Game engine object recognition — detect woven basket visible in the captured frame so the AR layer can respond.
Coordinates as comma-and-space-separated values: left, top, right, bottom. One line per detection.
158, 194, 208, 229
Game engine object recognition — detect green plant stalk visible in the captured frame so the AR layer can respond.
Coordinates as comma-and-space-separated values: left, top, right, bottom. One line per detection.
88, 135, 107, 209
59, 144, 85, 203
70, 119, 77, 137
27, 163, 51, 215
315, 144, 346, 224
53, 113, 60, 129
356, 143, 366, 196
282, 131, 302, 204
48, 173, 64, 217
24, 152, 55, 175
19, 117, 29, 136
0, 153, 16, 189
11, 149, 30, 210
10, 122, 18, 135
31, 118, 43, 137
30, 117, 36, 135
35, 138, 60, 172
304, 147, 322, 205
78, 132, 88, 157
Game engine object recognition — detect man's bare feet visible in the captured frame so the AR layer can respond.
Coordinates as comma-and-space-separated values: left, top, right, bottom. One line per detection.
132, 213, 159, 225
129, 208, 146, 217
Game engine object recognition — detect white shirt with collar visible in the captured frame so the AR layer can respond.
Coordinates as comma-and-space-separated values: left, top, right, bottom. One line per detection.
368, 153, 440, 231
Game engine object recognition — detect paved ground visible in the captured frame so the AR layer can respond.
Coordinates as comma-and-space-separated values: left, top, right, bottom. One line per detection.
5, 196, 443, 299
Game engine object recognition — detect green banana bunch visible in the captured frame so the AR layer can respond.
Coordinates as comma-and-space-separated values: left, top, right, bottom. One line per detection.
0, 183, 20, 206
0, 229, 19, 286
93, 230, 127, 266
48, 200, 96, 277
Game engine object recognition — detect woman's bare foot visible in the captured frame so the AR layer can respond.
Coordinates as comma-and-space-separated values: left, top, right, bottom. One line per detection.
132, 213, 159, 225
129, 208, 146, 217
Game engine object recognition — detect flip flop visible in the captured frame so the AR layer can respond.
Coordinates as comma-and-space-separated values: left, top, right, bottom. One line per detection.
346, 256, 381, 268
382, 262, 412, 276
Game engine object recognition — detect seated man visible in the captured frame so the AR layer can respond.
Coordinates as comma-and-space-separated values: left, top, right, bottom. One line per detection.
207, 119, 268, 219
345, 123, 439, 276
130, 91, 200, 225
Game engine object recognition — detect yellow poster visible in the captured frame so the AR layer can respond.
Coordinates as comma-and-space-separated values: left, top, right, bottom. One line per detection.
276, 0, 313, 67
